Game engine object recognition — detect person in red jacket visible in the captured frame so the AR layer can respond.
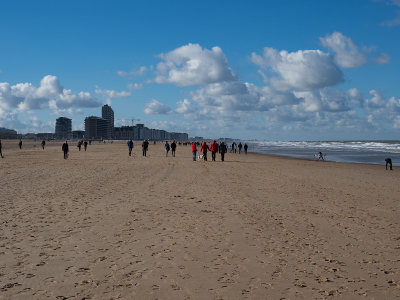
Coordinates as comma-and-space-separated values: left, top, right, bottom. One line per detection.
200, 141, 210, 161
210, 140, 219, 161
191, 142, 197, 161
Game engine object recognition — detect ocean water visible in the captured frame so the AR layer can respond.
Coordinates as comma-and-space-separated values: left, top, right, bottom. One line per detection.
247, 140, 400, 166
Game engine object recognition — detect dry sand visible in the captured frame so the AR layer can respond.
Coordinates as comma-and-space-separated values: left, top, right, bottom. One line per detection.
0, 140, 399, 299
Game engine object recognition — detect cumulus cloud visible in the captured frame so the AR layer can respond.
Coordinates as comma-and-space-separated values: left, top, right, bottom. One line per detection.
176, 99, 197, 114
117, 66, 147, 77
251, 48, 343, 90
367, 89, 386, 108
320, 32, 367, 68
144, 99, 172, 115
95, 88, 131, 105
155, 43, 236, 86
0, 75, 100, 112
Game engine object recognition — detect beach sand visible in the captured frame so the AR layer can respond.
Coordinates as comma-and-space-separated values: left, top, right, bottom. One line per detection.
0, 140, 399, 299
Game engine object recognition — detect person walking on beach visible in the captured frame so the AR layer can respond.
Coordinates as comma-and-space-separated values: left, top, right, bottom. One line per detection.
238, 142, 243, 154
0, 140, 3, 158
191, 142, 197, 161
62, 141, 69, 159
84, 140, 88, 151
77, 140, 82, 151
244, 143, 248, 154
200, 141, 210, 161
18, 140, 22, 149
41, 140, 46, 150
164, 141, 170, 157
219, 142, 227, 162
210, 140, 219, 161
171, 141, 177, 157
142, 140, 149, 157
317, 152, 324, 161
385, 158, 393, 170
128, 140, 134, 157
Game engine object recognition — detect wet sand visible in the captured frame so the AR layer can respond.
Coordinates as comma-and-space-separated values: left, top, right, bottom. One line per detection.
0, 140, 399, 299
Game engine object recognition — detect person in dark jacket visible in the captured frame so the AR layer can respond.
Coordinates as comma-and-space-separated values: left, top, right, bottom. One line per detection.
128, 140, 134, 156
219, 142, 227, 162
385, 158, 393, 170
244, 143, 248, 154
84, 140, 88, 151
41, 140, 46, 150
62, 141, 69, 159
171, 141, 177, 157
142, 140, 149, 156
164, 141, 170, 157
238, 142, 243, 154
0, 140, 3, 158
18, 140, 22, 149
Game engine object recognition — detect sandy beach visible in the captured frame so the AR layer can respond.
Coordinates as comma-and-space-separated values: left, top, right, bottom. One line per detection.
0, 140, 399, 299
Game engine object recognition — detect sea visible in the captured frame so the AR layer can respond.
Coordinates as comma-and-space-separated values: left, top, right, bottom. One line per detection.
247, 140, 400, 166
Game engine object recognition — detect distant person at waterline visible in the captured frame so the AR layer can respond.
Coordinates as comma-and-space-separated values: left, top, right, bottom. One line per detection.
238, 142, 242, 154
62, 141, 69, 159
41, 140, 46, 150
317, 152, 325, 161
244, 143, 248, 154
385, 158, 393, 170
0, 140, 3, 158
127, 140, 134, 157
19, 140, 22, 149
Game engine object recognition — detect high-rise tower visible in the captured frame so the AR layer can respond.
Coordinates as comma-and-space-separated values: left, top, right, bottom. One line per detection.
101, 104, 114, 139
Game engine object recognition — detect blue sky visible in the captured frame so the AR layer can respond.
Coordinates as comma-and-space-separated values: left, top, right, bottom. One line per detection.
1, 0, 399, 140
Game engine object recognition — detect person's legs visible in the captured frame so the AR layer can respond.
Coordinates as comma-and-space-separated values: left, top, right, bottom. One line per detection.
203, 152, 207, 161
193, 152, 196, 161
221, 153, 224, 161
212, 152, 216, 161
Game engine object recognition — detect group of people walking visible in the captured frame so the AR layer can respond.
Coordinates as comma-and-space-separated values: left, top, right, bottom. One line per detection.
191, 140, 247, 162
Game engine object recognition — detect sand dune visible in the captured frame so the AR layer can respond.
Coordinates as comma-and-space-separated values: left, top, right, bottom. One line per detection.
0, 140, 399, 299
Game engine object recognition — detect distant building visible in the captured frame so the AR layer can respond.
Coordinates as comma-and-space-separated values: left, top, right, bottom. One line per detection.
55, 117, 72, 139
85, 116, 108, 140
102, 104, 114, 139
71, 130, 85, 140
0, 128, 18, 139
36, 133, 55, 140
114, 126, 134, 140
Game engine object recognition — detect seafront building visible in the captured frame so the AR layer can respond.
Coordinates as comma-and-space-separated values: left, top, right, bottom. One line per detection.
84, 116, 108, 140
0, 128, 18, 139
55, 117, 72, 139
101, 104, 114, 139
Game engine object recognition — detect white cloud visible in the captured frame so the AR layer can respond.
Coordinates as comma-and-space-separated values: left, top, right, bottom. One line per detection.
320, 32, 367, 68
374, 53, 390, 64
95, 88, 131, 104
155, 43, 236, 86
0, 75, 100, 112
117, 66, 147, 77
251, 48, 343, 90
144, 99, 172, 115
367, 89, 386, 108
127, 83, 143, 90
176, 99, 197, 114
